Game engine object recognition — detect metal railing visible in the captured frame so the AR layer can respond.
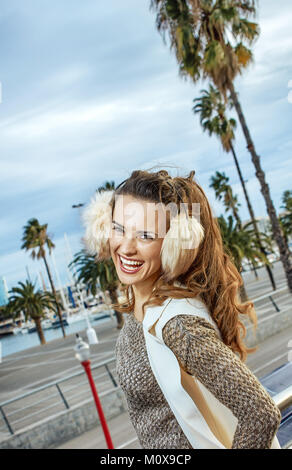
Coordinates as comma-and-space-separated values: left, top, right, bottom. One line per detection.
0, 356, 117, 437
273, 386, 292, 449
274, 386, 292, 413
252, 284, 289, 313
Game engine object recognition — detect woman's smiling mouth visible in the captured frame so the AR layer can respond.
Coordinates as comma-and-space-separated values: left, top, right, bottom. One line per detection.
118, 254, 145, 274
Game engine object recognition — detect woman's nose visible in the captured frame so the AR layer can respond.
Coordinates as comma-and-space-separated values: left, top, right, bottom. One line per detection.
119, 233, 137, 254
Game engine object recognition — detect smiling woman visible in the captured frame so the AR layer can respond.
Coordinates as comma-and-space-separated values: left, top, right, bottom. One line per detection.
82, 168, 282, 449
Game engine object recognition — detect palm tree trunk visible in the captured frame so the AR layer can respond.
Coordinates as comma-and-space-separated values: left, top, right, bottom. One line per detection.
229, 142, 276, 290
34, 317, 46, 345
239, 282, 248, 303
228, 81, 292, 293
42, 254, 66, 337
228, 190, 242, 229
237, 263, 249, 302
249, 260, 259, 279
107, 288, 124, 329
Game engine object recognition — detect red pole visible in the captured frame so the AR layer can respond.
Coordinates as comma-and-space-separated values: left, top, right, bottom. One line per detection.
81, 360, 114, 449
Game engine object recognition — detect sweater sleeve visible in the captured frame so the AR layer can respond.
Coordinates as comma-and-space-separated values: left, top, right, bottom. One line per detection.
162, 314, 282, 449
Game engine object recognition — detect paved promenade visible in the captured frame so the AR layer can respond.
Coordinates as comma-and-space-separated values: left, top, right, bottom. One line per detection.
0, 318, 120, 403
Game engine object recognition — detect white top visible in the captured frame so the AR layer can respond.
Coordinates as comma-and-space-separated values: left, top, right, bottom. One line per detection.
142, 296, 281, 449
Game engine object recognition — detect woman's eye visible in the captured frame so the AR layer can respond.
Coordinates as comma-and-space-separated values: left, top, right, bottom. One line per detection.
112, 226, 154, 240
139, 233, 154, 240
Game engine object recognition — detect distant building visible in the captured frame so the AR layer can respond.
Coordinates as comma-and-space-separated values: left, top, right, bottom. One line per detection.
243, 215, 268, 230
0, 277, 9, 306
242, 212, 291, 253
243, 212, 289, 235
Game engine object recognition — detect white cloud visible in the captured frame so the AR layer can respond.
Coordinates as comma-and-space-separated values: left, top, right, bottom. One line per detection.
238, 7, 292, 89
0, 101, 123, 139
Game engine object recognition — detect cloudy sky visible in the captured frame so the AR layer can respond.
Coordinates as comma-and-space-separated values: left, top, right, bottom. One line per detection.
1, 0, 292, 291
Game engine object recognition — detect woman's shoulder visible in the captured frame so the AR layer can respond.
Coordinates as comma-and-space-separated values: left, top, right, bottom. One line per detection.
156, 295, 221, 341
163, 295, 215, 324
169, 295, 207, 310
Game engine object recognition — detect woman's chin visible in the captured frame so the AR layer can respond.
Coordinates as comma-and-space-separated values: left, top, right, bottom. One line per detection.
117, 273, 140, 285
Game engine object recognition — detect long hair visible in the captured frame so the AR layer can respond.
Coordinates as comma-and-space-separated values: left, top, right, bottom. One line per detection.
111, 169, 257, 361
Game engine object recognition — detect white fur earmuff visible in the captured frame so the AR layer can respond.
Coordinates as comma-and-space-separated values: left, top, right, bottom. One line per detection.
160, 212, 205, 281
82, 190, 114, 260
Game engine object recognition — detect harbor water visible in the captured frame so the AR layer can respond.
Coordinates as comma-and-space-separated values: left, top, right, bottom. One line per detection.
0, 313, 113, 358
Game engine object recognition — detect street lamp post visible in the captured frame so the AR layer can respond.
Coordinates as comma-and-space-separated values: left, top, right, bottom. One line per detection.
74, 334, 114, 449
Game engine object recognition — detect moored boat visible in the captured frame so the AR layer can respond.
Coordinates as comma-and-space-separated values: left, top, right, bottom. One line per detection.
0, 326, 14, 336
13, 326, 29, 335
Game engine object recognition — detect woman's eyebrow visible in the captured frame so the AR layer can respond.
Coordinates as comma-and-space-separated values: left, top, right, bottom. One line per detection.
112, 220, 158, 236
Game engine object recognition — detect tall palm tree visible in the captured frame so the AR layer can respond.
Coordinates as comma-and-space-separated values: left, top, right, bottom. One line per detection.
210, 171, 242, 227
194, 85, 277, 289
217, 215, 270, 302
70, 250, 124, 329
8, 280, 61, 345
151, 0, 292, 292
21, 218, 66, 337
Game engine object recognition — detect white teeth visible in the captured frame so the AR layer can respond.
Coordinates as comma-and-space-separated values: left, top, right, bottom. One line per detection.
122, 265, 141, 271
120, 255, 143, 266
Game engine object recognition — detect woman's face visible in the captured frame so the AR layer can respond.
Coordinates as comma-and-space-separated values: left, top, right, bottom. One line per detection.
109, 195, 167, 287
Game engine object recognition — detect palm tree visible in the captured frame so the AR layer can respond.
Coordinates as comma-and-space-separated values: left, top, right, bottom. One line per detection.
217, 215, 270, 302
70, 250, 124, 329
70, 250, 101, 297
21, 218, 66, 337
194, 85, 277, 289
280, 190, 292, 252
8, 280, 61, 345
97, 181, 115, 192
210, 171, 242, 227
0, 302, 16, 322
150, 0, 292, 292
281, 190, 292, 214
193, 85, 237, 154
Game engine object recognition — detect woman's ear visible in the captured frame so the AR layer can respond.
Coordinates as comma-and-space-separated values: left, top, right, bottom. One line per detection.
82, 190, 114, 260
160, 212, 204, 282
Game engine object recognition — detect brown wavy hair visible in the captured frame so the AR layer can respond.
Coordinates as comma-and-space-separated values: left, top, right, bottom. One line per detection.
110, 168, 258, 361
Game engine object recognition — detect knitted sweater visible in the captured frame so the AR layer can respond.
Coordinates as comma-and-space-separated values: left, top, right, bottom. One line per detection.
115, 312, 282, 449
